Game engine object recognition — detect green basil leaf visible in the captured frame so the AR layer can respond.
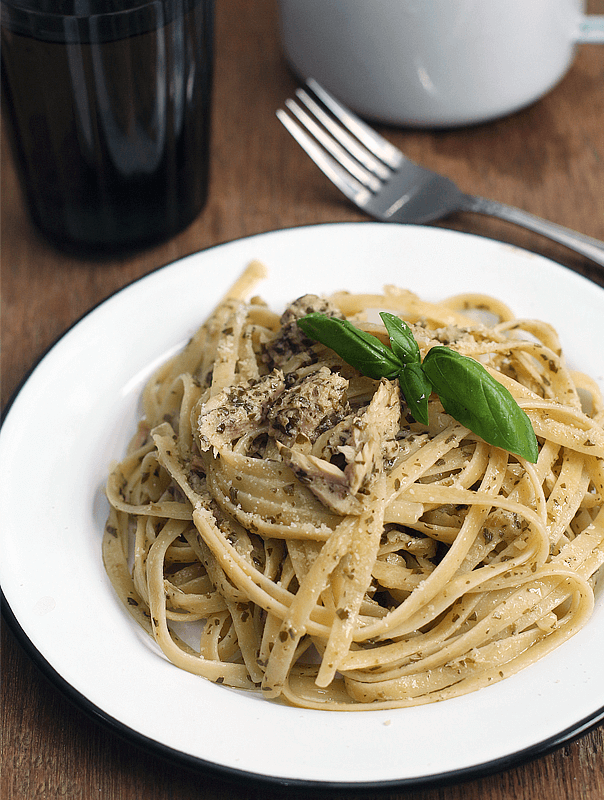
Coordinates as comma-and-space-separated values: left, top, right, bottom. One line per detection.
379, 312, 421, 365
397, 362, 432, 426
422, 347, 538, 463
296, 312, 539, 464
297, 313, 403, 380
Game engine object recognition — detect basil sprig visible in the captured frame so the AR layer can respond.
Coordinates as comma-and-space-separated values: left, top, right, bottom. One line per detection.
297, 312, 538, 463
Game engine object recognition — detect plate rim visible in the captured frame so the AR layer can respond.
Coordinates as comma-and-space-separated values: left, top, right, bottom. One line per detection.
3, 595, 603, 792
2, 221, 604, 790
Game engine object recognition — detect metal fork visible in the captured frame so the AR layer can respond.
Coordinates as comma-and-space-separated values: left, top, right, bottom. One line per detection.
276, 79, 604, 267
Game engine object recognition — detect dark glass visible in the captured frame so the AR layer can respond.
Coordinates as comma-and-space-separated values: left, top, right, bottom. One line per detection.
1, 0, 214, 255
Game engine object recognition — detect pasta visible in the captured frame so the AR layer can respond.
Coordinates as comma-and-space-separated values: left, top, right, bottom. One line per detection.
103, 260, 604, 709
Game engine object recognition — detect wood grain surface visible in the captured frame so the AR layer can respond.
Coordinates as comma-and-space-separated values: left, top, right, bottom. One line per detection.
2, 1, 603, 798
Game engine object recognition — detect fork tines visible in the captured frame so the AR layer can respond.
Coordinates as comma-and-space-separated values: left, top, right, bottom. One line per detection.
276, 79, 403, 205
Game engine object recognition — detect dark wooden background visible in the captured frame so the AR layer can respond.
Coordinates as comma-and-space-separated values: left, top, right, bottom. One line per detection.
2, 1, 603, 797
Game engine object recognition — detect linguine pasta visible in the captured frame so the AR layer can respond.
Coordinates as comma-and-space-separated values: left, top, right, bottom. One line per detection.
103, 260, 604, 709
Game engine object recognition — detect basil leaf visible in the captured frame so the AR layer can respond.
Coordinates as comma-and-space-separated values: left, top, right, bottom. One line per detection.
422, 347, 538, 462
296, 312, 539, 464
397, 362, 432, 426
297, 313, 402, 379
379, 313, 421, 365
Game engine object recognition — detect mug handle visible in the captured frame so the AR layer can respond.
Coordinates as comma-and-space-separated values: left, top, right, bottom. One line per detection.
577, 15, 604, 42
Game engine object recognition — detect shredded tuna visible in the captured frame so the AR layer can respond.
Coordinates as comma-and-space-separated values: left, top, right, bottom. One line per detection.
263, 293, 343, 369
338, 380, 401, 494
277, 444, 363, 515
197, 371, 285, 451
276, 380, 401, 514
267, 366, 350, 447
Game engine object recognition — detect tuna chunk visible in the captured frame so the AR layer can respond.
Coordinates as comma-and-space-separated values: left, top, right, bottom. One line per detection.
263, 293, 343, 369
339, 380, 401, 493
267, 366, 349, 446
277, 444, 363, 515
277, 379, 401, 514
197, 371, 285, 451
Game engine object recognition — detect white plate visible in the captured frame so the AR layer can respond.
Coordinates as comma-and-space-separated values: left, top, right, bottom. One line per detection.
2, 223, 604, 790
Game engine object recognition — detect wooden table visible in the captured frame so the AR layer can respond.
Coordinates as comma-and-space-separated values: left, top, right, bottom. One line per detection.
2, 1, 604, 797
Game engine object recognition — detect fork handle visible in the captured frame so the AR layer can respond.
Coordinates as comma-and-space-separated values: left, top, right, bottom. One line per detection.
461, 194, 604, 267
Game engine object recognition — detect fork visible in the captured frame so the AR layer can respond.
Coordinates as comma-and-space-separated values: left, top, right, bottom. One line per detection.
276, 79, 604, 268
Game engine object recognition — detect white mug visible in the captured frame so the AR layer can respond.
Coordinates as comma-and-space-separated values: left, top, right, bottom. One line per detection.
278, 0, 604, 127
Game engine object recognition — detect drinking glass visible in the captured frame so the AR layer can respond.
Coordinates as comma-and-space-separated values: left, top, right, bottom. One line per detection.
1, 0, 214, 254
